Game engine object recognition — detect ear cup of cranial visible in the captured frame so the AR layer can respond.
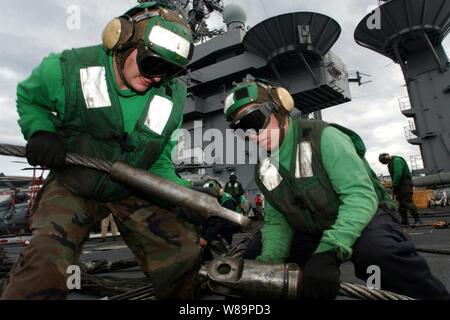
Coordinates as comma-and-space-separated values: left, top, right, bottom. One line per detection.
271, 87, 295, 112
102, 17, 134, 51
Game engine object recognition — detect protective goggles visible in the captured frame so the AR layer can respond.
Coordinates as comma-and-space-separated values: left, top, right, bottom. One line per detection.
229, 102, 275, 132
137, 45, 186, 79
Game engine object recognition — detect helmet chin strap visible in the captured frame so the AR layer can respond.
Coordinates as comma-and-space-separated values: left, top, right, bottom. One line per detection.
266, 109, 288, 156
114, 48, 134, 90
273, 109, 288, 147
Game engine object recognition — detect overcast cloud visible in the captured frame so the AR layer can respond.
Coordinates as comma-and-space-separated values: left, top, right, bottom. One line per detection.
0, 0, 448, 177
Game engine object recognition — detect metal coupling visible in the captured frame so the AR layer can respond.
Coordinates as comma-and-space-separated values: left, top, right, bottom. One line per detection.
200, 257, 302, 299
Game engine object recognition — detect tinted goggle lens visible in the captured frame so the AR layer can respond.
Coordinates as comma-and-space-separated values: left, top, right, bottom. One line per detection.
229, 103, 274, 132
137, 47, 185, 79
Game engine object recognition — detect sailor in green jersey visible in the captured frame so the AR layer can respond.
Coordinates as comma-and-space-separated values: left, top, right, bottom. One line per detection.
223, 80, 449, 300
379, 153, 421, 225
200, 180, 240, 260
224, 172, 245, 205
1, 2, 200, 300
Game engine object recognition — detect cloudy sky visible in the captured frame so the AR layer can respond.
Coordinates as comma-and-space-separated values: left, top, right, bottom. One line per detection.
0, 0, 448, 177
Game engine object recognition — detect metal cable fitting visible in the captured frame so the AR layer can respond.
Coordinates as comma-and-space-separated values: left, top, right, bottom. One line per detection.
0, 144, 27, 159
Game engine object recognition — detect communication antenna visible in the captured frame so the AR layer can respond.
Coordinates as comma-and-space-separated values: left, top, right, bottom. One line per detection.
348, 71, 372, 86
138, 0, 225, 42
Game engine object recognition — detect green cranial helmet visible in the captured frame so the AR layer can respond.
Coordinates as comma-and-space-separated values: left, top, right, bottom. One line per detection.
202, 180, 222, 198
203, 179, 222, 190
102, 1, 194, 80
141, 6, 194, 68
224, 82, 262, 121
224, 80, 295, 121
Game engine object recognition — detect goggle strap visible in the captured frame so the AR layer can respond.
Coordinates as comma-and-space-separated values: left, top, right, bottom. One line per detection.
114, 53, 134, 90
256, 81, 271, 91
133, 11, 160, 23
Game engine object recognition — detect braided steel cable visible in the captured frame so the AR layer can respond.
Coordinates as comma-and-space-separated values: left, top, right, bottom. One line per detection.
339, 283, 414, 300
225, 225, 263, 258
0, 144, 112, 173
65, 152, 112, 173
80, 273, 154, 298
108, 284, 156, 300
0, 144, 26, 159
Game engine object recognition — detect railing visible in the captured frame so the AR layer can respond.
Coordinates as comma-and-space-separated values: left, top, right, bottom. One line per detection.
398, 96, 412, 112
410, 155, 424, 171
404, 120, 417, 141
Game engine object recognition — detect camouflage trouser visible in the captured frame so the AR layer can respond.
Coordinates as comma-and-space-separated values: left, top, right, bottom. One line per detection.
0, 178, 201, 300
395, 180, 419, 223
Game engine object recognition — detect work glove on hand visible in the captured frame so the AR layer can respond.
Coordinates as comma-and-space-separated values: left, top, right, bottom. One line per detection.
302, 251, 341, 300
25, 131, 66, 169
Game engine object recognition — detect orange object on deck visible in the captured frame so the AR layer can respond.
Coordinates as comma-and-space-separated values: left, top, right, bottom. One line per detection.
413, 190, 434, 209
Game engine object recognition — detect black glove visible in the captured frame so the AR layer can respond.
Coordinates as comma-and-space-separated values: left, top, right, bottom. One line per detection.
25, 131, 66, 169
302, 251, 341, 300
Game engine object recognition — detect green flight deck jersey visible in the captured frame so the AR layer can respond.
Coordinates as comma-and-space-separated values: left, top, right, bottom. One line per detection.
255, 118, 396, 262
388, 156, 412, 189
16, 46, 190, 202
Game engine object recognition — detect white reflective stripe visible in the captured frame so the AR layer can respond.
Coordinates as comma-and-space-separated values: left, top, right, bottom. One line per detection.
259, 158, 283, 191
295, 144, 301, 178
80, 67, 111, 109
144, 95, 173, 135
224, 93, 235, 115
296, 142, 313, 178
148, 26, 190, 59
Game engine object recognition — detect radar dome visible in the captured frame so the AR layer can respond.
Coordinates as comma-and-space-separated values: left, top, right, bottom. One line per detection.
223, 4, 247, 29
